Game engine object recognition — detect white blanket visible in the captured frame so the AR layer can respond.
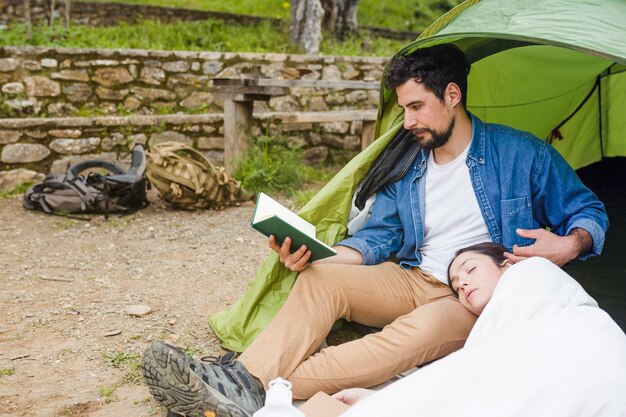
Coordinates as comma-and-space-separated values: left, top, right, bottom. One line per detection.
342, 257, 626, 417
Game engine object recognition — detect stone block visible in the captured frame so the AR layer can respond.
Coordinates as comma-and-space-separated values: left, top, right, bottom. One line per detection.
287, 136, 307, 149
1, 82, 24, 95
180, 92, 213, 109
1, 143, 50, 163
49, 137, 100, 155
101, 132, 126, 150
123, 96, 141, 110
162, 61, 190, 73
22, 60, 42, 71
41, 58, 58, 68
320, 121, 350, 134
139, 67, 166, 86
49, 129, 82, 138
0, 130, 21, 144
128, 133, 147, 146
51, 70, 89, 82
308, 96, 328, 111
167, 74, 210, 89
269, 96, 299, 112
150, 131, 192, 146
202, 61, 223, 75
24, 76, 61, 97
322, 65, 342, 81
92, 67, 134, 87
26, 130, 48, 139
47, 102, 78, 116
0, 168, 45, 193
345, 90, 368, 104
62, 83, 93, 103
302, 146, 328, 165
130, 86, 176, 101
197, 136, 224, 150
0, 58, 19, 72
96, 86, 129, 100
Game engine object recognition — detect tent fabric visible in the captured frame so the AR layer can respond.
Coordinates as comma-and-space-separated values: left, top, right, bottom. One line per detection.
209, 0, 626, 351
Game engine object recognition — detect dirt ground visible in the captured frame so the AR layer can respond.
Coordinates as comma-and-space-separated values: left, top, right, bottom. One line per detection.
0, 189, 273, 417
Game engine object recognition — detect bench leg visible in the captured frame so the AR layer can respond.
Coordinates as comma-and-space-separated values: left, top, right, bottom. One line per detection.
361, 120, 376, 150
223, 99, 253, 173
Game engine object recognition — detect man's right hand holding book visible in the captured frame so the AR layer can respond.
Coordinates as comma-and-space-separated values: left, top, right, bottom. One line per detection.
268, 235, 364, 272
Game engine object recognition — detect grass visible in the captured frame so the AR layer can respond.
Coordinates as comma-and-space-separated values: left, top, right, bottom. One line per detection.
0, 19, 404, 56
234, 135, 337, 200
0, 181, 34, 198
98, 385, 117, 403
101, 350, 143, 385
0, 368, 14, 377
78, 0, 464, 32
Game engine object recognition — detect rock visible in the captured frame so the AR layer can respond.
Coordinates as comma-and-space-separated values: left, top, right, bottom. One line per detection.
322, 65, 342, 81
139, 67, 165, 86
24, 76, 61, 97
180, 92, 213, 109
308, 96, 328, 111
49, 138, 100, 155
287, 136, 307, 149
0, 130, 21, 145
101, 133, 126, 150
151, 131, 191, 146
63, 83, 93, 103
127, 304, 152, 317
1, 82, 24, 95
0, 169, 45, 193
41, 58, 58, 68
130, 86, 176, 101
320, 121, 350, 134
302, 146, 328, 165
166, 74, 210, 89
50, 70, 89, 82
127, 133, 147, 146
102, 330, 121, 337
162, 61, 190, 73
269, 96, 299, 112
345, 90, 368, 104
123, 96, 141, 110
92, 67, 134, 87
0, 58, 19, 72
49, 129, 81, 139
202, 61, 223, 75
95, 86, 129, 100
47, 102, 78, 116
1, 143, 50, 163
197, 136, 224, 150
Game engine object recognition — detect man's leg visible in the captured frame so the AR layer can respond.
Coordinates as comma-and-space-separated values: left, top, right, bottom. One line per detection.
288, 295, 476, 398
238, 263, 476, 398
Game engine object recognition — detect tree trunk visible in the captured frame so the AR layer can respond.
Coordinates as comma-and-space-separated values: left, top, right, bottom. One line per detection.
321, 0, 360, 40
64, 0, 71, 30
289, 0, 324, 55
23, 0, 32, 39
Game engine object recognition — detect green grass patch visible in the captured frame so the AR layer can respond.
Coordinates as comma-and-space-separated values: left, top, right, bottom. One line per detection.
77, 0, 464, 32
0, 181, 33, 199
0, 19, 404, 57
235, 136, 337, 198
0, 368, 14, 377
102, 350, 143, 385
98, 385, 117, 403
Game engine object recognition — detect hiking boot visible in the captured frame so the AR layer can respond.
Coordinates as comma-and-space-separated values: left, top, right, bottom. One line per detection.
142, 342, 254, 417
143, 342, 265, 417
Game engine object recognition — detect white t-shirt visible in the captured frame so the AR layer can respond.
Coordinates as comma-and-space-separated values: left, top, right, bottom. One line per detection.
418, 144, 490, 283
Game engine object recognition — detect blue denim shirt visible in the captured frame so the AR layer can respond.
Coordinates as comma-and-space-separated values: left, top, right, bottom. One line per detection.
338, 114, 609, 269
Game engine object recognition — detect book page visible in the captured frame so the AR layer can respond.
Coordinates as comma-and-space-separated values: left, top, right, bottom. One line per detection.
254, 193, 316, 238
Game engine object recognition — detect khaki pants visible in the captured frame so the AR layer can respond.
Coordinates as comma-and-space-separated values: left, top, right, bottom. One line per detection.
238, 262, 477, 399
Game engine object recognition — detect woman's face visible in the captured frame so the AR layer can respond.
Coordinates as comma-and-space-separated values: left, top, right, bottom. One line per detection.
448, 252, 509, 315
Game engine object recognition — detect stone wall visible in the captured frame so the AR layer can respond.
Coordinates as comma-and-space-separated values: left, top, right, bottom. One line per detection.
0, 46, 385, 117
0, 46, 386, 180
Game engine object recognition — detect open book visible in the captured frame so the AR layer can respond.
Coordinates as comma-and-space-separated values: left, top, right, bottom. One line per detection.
251, 193, 337, 262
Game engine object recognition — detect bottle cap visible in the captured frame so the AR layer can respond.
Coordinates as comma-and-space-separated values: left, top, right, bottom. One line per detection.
265, 377, 293, 406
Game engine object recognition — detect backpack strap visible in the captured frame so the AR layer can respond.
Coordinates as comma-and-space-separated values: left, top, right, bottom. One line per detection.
66, 160, 125, 179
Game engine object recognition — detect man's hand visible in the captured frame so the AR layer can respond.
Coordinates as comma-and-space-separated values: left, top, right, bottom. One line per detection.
503, 228, 593, 266
268, 235, 312, 272
332, 388, 375, 406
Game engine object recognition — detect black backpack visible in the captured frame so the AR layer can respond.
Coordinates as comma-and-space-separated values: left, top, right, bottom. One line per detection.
23, 144, 148, 218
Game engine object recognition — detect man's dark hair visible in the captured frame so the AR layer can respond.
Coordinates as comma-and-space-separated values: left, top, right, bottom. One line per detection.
446, 242, 508, 296
384, 44, 471, 108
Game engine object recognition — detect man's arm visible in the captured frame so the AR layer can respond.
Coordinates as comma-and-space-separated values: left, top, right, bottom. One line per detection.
268, 235, 363, 273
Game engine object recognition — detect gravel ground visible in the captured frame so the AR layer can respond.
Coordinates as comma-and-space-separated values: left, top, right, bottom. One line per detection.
0, 189, 270, 417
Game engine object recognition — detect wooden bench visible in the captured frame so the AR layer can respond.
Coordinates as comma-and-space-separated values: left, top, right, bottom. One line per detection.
213, 77, 380, 171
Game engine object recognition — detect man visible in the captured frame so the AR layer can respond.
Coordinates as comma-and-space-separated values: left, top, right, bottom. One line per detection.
142, 44, 608, 417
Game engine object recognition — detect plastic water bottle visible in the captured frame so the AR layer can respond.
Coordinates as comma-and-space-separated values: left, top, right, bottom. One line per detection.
252, 377, 305, 417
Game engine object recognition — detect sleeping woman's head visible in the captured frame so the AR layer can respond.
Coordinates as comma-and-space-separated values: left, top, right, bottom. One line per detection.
447, 242, 511, 315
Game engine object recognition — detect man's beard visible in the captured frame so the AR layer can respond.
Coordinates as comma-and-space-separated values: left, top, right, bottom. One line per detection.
411, 116, 455, 150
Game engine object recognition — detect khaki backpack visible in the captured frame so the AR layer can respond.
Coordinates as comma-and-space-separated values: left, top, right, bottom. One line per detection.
145, 141, 253, 210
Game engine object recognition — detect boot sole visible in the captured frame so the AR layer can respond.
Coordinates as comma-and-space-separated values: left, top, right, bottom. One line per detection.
142, 342, 249, 417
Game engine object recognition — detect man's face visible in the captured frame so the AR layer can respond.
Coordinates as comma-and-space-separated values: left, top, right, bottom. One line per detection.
396, 79, 455, 150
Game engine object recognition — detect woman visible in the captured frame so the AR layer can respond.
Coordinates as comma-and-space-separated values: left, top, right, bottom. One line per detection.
333, 243, 626, 417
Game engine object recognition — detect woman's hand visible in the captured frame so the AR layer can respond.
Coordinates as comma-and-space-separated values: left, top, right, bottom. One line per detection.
332, 388, 375, 406
268, 235, 312, 272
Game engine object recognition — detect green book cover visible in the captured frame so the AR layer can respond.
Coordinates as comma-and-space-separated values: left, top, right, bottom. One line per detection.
251, 193, 337, 262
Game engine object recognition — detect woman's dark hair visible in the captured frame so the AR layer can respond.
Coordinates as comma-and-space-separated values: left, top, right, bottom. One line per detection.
383, 44, 471, 108
447, 242, 508, 296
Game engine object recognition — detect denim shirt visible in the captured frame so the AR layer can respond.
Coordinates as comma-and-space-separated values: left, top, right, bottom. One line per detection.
338, 114, 609, 269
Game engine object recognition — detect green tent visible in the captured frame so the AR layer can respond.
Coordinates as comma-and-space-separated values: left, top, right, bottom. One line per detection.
209, 0, 626, 351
